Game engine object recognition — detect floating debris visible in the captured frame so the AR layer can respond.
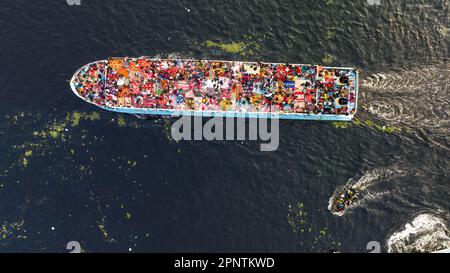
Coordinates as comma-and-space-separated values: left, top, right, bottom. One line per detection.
322, 54, 333, 65
126, 212, 132, 220
127, 160, 137, 167
331, 118, 400, 134
205, 41, 248, 54
0, 220, 27, 244
117, 116, 126, 127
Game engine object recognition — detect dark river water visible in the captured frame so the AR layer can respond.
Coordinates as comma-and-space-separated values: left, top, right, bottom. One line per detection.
0, 0, 448, 252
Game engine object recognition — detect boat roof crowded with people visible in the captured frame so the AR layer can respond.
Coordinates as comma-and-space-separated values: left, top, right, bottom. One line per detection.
70, 57, 358, 120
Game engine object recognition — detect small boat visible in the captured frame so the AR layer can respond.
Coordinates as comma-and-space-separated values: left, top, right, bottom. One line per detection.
329, 186, 359, 216
70, 57, 358, 120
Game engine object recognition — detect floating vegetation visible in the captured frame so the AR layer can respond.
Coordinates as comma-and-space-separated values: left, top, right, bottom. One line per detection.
21, 157, 28, 168
331, 118, 400, 134
71, 112, 82, 127
78, 165, 92, 177
88, 112, 100, 121
364, 120, 374, 127
127, 160, 137, 167
204, 39, 262, 57
205, 41, 247, 54
97, 217, 109, 241
67, 111, 101, 127
48, 120, 66, 140
287, 202, 340, 250
18, 149, 34, 168
27, 111, 103, 142
49, 130, 59, 139
163, 119, 179, 143
326, 28, 336, 40
1, 110, 154, 249
437, 26, 449, 37
117, 116, 126, 127
363, 119, 400, 134
375, 124, 397, 134
352, 118, 362, 126
98, 224, 108, 238
0, 220, 27, 244
331, 121, 352, 129
126, 212, 132, 220
8, 110, 105, 171
7, 112, 31, 125
322, 54, 334, 65
287, 202, 309, 235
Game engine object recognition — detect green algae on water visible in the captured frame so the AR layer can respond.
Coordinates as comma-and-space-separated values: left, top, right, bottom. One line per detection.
127, 160, 137, 167
438, 26, 449, 37
98, 224, 108, 239
352, 118, 362, 126
49, 130, 59, 139
331, 121, 352, 129
374, 124, 399, 134
0, 220, 26, 242
69, 111, 101, 127
205, 41, 247, 54
21, 157, 28, 167
332, 117, 400, 134
117, 116, 126, 127
322, 54, 334, 65
204, 39, 261, 56
88, 112, 100, 121
326, 28, 336, 40
71, 112, 82, 127
364, 120, 375, 127
287, 202, 309, 234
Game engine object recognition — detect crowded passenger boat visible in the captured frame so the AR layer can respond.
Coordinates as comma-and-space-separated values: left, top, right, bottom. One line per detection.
70, 57, 358, 120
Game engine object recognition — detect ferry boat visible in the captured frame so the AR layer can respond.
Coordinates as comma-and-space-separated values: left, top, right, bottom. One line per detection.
70, 57, 358, 121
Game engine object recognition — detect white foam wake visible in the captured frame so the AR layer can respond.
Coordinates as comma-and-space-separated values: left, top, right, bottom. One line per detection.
387, 213, 450, 253
328, 167, 406, 216
361, 65, 450, 133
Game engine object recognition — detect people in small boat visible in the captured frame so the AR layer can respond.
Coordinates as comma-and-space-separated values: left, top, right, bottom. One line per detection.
334, 187, 359, 212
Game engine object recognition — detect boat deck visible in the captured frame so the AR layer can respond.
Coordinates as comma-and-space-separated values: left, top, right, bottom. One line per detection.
70, 57, 358, 120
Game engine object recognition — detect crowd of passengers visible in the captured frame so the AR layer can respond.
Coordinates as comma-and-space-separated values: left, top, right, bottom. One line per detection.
72, 61, 107, 103
73, 58, 356, 115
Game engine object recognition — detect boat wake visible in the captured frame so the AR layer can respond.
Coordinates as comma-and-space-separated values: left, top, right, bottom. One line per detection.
387, 213, 450, 253
328, 167, 406, 216
361, 64, 450, 148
